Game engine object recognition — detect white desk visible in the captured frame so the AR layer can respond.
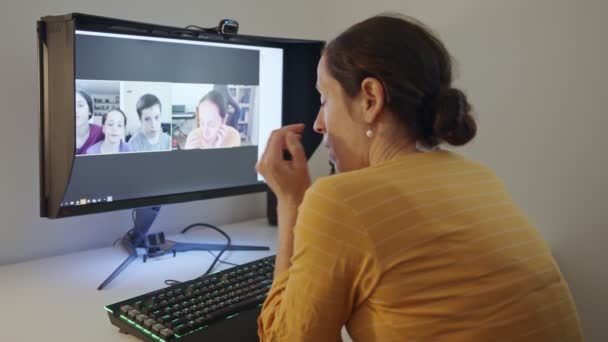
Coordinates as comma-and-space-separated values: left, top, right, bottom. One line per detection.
0, 218, 277, 341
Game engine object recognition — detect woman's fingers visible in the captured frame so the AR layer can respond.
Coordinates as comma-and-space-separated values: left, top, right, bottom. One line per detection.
215, 126, 226, 146
265, 124, 305, 161
257, 124, 305, 175
285, 132, 306, 169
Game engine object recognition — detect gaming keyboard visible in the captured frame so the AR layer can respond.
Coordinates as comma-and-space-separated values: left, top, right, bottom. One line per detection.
105, 255, 275, 341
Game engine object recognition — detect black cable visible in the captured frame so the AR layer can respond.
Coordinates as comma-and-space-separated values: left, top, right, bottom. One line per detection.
207, 250, 239, 267
185, 25, 219, 36
185, 25, 217, 31
112, 237, 122, 247
181, 223, 232, 276
112, 209, 137, 247
163, 253, 238, 287
162, 223, 233, 286
164, 279, 181, 286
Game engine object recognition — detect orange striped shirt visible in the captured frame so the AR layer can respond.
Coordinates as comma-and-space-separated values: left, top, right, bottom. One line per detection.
258, 150, 583, 341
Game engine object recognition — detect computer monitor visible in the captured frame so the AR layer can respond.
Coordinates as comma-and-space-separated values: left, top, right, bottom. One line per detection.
38, 13, 324, 219
38, 14, 324, 289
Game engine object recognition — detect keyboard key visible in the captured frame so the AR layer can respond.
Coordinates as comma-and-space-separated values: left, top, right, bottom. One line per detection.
157, 314, 172, 324
151, 323, 165, 334
143, 318, 156, 329
174, 324, 189, 335
133, 301, 143, 310
128, 310, 139, 319
150, 310, 162, 319
160, 328, 174, 339
165, 318, 180, 329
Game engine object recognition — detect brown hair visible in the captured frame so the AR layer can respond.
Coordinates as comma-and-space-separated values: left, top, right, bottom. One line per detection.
136, 93, 162, 119
324, 14, 476, 147
102, 108, 127, 127
199, 90, 227, 119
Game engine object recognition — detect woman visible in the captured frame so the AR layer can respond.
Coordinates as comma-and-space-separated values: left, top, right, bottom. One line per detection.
184, 90, 241, 149
75, 89, 104, 155
213, 84, 241, 130
256, 15, 583, 341
85, 109, 132, 154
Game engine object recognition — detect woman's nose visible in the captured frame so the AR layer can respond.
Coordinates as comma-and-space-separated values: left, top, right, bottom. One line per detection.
313, 111, 325, 134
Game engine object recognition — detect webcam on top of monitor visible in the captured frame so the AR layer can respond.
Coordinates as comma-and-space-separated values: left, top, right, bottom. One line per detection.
218, 19, 239, 38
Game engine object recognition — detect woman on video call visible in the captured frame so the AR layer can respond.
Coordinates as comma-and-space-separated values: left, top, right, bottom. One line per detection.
213, 84, 241, 130
256, 15, 583, 341
75, 89, 104, 155
184, 90, 241, 149
86, 109, 132, 155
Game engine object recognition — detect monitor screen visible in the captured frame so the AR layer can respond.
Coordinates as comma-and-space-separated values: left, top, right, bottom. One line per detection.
64, 30, 283, 208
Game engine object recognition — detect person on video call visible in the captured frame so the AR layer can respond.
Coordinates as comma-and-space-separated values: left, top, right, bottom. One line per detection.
86, 109, 132, 154
75, 89, 104, 155
127, 94, 171, 152
213, 84, 241, 130
184, 90, 241, 149
255, 15, 583, 341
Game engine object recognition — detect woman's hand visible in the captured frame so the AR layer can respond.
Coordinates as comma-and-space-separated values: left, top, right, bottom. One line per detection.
256, 124, 310, 208
214, 124, 228, 148
184, 129, 201, 149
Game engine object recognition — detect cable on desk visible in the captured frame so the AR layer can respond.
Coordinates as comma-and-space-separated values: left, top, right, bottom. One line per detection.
207, 250, 239, 267
112, 209, 137, 247
163, 251, 240, 286
181, 223, 232, 276
163, 223, 234, 286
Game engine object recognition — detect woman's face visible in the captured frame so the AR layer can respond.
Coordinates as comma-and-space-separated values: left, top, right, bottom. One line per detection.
313, 55, 368, 172
103, 110, 126, 144
198, 100, 224, 142
140, 104, 162, 138
75, 92, 90, 128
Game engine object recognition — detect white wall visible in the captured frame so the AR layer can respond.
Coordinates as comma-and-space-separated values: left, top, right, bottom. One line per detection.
2, 0, 605, 339
0, 0, 326, 265
324, 0, 607, 340
171, 83, 214, 113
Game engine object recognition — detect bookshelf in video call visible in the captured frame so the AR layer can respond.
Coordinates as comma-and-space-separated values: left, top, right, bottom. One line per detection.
229, 85, 256, 142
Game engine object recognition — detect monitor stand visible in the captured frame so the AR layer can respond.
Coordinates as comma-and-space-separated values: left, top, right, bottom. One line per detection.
97, 206, 270, 290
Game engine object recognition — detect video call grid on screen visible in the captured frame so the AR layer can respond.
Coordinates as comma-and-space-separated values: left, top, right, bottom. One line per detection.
64, 30, 283, 206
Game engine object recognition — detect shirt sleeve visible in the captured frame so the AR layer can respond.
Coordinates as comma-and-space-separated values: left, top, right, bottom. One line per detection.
257, 178, 381, 342
225, 126, 242, 147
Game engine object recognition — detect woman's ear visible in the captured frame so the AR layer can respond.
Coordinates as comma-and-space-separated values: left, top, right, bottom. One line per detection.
360, 77, 385, 125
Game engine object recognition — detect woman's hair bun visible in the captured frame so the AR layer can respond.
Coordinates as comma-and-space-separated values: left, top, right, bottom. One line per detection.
432, 87, 476, 146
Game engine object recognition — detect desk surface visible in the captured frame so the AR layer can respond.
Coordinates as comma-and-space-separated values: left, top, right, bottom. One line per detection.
0, 218, 278, 341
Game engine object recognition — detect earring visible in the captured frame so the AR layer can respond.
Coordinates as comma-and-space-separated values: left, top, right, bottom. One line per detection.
366, 129, 374, 138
